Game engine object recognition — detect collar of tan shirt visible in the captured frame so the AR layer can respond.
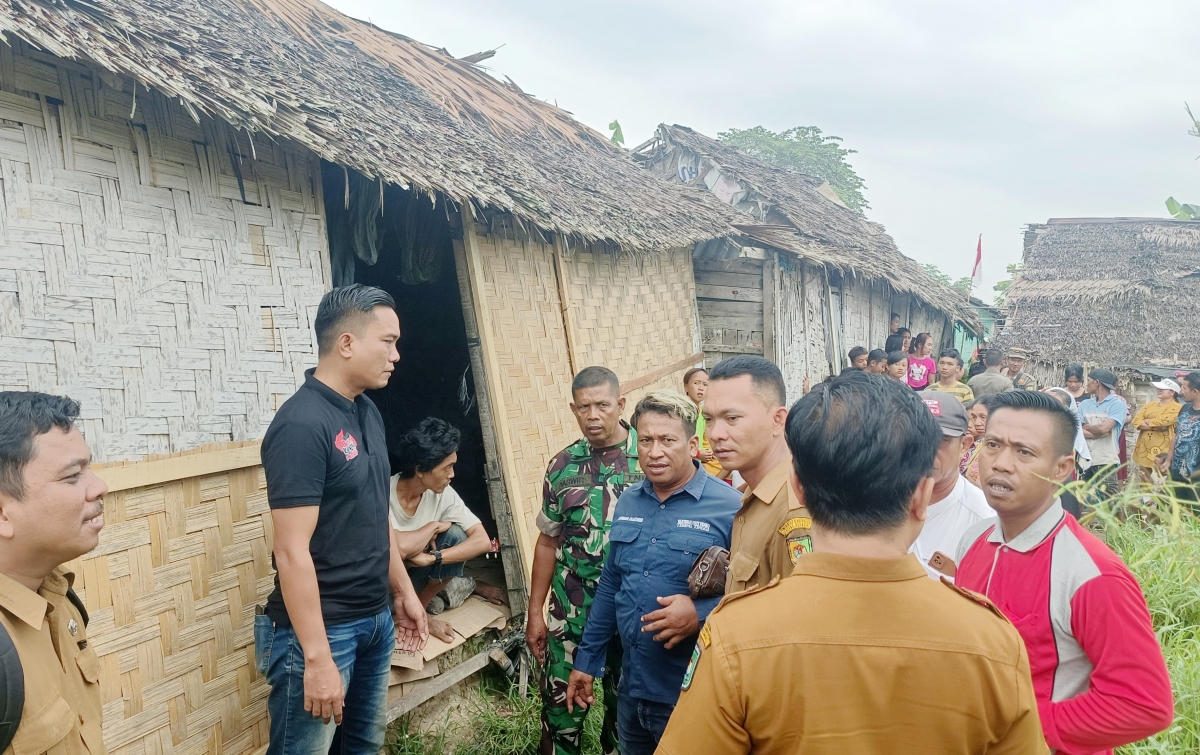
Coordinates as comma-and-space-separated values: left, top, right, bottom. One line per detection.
741, 457, 795, 507
790, 551, 928, 582
0, 569, 61, 629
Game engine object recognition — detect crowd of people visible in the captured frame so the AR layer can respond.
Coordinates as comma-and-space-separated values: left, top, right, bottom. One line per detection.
0, 286, 1183, 755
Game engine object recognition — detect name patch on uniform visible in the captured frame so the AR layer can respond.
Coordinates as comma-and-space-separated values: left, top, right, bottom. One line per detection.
681, 644, 701, 691
777, 516, 812, 536
787, 535, 812, 564
554, 475, 597, 491
617, 516, 644, 523
676, 519, 711, 532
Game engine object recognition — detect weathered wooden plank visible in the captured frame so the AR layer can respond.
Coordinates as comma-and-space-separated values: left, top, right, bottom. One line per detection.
693, 269, 762, 288
696, 283, 763, 303
698, 299, 762, 318
694, 257, 764, 275
700, 314, 764, 331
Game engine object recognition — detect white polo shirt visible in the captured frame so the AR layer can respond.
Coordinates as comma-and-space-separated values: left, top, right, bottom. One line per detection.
909, 475, 993, 580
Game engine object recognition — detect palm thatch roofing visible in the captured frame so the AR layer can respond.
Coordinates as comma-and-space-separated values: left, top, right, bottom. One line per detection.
0, 0, 741, 251
633, 124, 976, 325
998, 217, 1200, 367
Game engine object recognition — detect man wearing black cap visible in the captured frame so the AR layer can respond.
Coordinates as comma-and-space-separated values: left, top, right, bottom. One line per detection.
908, 392, 992, 580
1079, 369, 1128, 498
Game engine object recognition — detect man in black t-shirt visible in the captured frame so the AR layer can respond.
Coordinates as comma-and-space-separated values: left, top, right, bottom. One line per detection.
257, 284, 427, 755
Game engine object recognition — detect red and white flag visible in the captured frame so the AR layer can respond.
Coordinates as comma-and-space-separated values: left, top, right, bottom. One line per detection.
970, 235, 983, 288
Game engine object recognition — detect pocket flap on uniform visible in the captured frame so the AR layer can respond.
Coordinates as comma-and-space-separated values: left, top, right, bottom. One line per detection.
727, 550, 759, 582
666, 531, 715, 554
609, 523, 641, 544
11, 694, 74, 755
76, 647, 101, 683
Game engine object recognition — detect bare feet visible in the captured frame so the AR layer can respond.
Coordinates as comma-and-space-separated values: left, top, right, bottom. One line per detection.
474, 581, 506, 605
428, 616, 456, 643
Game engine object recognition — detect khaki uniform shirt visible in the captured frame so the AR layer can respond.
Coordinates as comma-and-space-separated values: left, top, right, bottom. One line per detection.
0, 569, 104, 755
726, 458, 809, 594
658, 553, 1047, 755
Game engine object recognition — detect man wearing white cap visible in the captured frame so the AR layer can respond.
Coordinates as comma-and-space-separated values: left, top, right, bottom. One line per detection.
1131, 378, 1181, 487
908, 391, 992, 580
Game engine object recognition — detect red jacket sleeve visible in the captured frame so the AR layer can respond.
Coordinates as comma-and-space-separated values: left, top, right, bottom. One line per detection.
1038, 572, 1174, 753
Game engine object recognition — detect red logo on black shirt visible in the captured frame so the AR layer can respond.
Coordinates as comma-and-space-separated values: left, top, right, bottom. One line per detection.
334, 430, 359, 461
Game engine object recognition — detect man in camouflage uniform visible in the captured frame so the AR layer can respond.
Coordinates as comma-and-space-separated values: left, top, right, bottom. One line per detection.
527, 366, 643, 755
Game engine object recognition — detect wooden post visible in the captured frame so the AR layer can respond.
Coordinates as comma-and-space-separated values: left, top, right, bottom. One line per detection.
452, 212, 529, 614
762, 251, 776, 364
551, 236, 581, 376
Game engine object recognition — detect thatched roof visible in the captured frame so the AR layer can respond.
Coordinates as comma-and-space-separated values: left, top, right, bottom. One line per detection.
0, 0, 741, 251
634, 125, 974, 325
998, 218, 1200, 366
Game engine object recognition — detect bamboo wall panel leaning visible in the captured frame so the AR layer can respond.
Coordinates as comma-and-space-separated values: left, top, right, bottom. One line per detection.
65, 441, 273, 755
0, 41, 328, 462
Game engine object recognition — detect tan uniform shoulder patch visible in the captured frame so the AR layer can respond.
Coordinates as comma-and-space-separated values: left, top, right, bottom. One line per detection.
710, 575, 781, 618
941, 578, 1010, 623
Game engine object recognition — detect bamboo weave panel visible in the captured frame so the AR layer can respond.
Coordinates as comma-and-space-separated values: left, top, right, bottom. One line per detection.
0, 43, 329, 463
62, 441, 274, 755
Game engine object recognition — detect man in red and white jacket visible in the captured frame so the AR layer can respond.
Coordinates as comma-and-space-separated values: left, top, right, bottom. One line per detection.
956, 390, 1174, 755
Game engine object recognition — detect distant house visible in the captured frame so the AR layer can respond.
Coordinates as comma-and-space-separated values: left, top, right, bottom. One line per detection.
635, 125, 978, 395
998, 217, 1200, 386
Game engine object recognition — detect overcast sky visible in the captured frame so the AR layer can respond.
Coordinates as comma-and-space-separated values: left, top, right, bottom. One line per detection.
329, 0, 1199, 294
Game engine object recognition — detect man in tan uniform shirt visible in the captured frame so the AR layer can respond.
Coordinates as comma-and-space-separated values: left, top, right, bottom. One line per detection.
704, 357, 810, 593
0, 392, 107, 755
658, 372, 1046, 755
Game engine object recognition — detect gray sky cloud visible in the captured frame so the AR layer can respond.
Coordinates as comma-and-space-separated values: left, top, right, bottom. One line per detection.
329, 0, 1200, 293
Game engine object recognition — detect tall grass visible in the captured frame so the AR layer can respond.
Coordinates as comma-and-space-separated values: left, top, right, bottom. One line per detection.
1076, 477, 1200, 754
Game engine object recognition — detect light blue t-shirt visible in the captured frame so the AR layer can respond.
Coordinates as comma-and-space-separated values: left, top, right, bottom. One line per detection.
1078, 392, 1127, 466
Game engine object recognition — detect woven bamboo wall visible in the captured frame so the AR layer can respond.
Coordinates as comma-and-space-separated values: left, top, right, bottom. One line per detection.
470, 232, 700, 558
65, 441, 273, 755
0, 41, 329, 463
563, 245, 699, 401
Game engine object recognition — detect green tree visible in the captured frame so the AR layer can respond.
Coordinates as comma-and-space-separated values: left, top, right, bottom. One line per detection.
717, 125, 869, 212
993, 262, 1023, 307
919, 263, 972, 296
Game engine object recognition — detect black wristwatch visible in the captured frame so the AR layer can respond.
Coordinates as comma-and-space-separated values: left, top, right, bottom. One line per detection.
432, 550, 443, 568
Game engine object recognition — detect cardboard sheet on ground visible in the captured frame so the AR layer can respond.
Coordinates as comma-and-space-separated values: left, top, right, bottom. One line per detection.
390, 595, 509, 668
419, 596, 510, 661
390, 660, 439, 686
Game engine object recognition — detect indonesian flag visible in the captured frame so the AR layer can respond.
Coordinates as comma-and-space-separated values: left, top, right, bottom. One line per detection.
970, 235, 983, 288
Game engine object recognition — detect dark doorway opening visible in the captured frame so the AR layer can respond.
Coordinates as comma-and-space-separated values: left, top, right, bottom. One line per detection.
319, 162, 498, 545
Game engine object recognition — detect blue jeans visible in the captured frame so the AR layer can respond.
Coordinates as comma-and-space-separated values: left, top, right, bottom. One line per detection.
616, 696, 675, 755
406, 524, 468, 593
255, 608, 395, 755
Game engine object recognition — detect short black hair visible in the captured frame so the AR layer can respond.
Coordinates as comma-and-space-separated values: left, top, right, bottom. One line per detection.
1064, 364, 1084, 382
897, 327, 911, 338
572, 366, 620, 397
848, 346, 868, 363
938, 348, 964, 367
886, 350, 908, 367
708, 355, 786, 407
1184, 372, 1200, 392
867, 349, 887, 364
985, 390, 1078, 457
785, 371, 939, 535
632, 390, 698, 438
883, 334, 905, 353
983, 348, 1004, 367
682, 367, 708, 386
314, 284, 396, 356
0, 392, 81, 500
890, 312, 901, 320
394, 417, 461, 479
